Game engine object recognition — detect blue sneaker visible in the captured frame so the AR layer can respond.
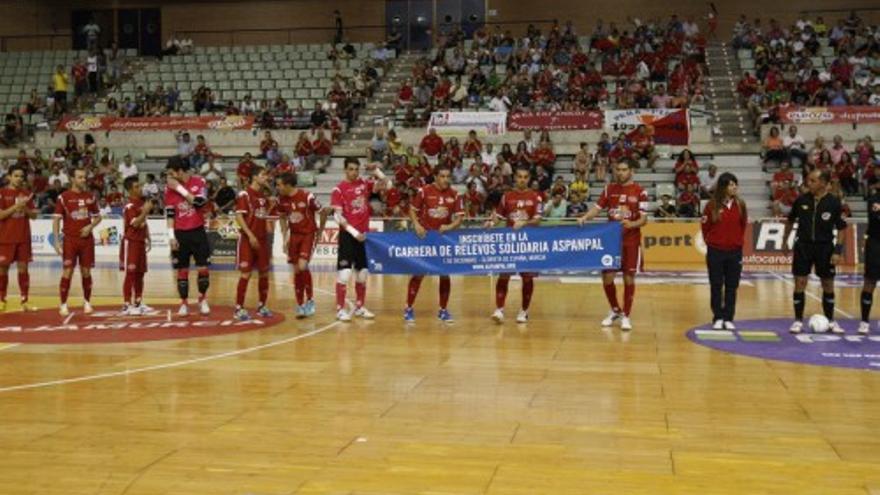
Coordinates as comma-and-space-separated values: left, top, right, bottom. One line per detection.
305, 299, 316, 316
256, 305, 273, 318
403, 307, 415, 322
438, 308, 453, 322
233, 308, 251, 322
295, 305, 307, 319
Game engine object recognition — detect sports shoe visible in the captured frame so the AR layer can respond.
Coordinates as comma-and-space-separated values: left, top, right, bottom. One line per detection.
59, 303, 69, 317
620, 316, 633, 331
256, 306, 273, 318
789, 321, 803, 334
178, 304, 189, 317
516, 310, 528, 323
601, 310, 622, 327
83, 301, 94, 314
233, 308, 251, 322
712, 319, 724, 330
491, 308, 504, 323
828, 321, 844, 335
353, 307, 375, 319
336, 308, 352, 322
858, 321, 871, 335
295, 305, 307, 319
199, 299, 210, 315
20, 302, 36, 312
137, 303, 155, 313
120, 304, 132, 316
438, 308, 453, 322
305, 300, 316, 316
404, 307, 415, 322
723, 321, 736, 330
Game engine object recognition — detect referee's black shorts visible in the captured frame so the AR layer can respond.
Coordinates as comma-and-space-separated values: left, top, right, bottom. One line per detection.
337, 230, 367, 271
865, 238, 880, 281
172, 227, 212, 269
792, 241, 835, 279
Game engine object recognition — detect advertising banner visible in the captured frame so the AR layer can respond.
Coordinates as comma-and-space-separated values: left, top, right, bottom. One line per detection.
507, 110, 604, 131
640, 221, 705, 264
56, 115, 255, 132
427, 111, 507, 136
779, 106, 880, 125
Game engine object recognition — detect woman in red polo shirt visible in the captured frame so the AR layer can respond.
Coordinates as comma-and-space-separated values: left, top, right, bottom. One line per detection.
701, 172, 748, 330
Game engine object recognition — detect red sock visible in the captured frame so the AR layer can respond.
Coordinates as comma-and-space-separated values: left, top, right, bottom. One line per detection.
236, 275, 249, 307
521, 275, 534, 311
82, 276, 93, 301
60, 276, 71, 304
439, 276, 450, 309
335, 282, 346, 310
603, 282, 621, 313
0, 272, 7, 302
294, 271, 305, 305
123, 272, 134, 304
258, 274, 269, 306
304, 270, 313, 300
134, 273, 144, 302
495, 276, 510, 309
406, 276, 423, 307
624, 283, 636, 316
17, 272, 28, 303
355, 282, 366, 308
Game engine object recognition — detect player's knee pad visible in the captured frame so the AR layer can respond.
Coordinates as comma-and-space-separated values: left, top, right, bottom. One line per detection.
356, 269, 369, 283
337, 268, 352, 285
177, 278, 189, 299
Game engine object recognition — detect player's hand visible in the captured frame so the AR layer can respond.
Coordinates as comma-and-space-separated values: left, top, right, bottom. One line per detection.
483, 219, 495, 228
53, 242, 62, 256
414, 223, 427, 239
248, 233, 259, 249
577, 216, 588, 226
355, 232, 366, 242
170, 238, 179, 251
145, 239, 152, 253
621, 220, 634, 229
438, 224, 452, 234
512, 220, 526, 230
143, 199, 154, 212
79, 225, 92, 238
283, 238, 290, 253
831, 254, 841, 266
167, 177, 180, 189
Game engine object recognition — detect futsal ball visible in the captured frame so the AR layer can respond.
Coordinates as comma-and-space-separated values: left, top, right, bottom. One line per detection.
808, 314, 830, 333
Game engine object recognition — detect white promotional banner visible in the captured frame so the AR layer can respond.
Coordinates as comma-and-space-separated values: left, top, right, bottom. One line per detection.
427, 111, 507, 136
33, 217, 172, 262
272, 220, 386, 263
603, 108, 681, 132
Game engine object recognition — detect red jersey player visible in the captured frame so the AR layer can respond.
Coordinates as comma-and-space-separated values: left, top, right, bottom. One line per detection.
53, 168, 102, 316
0, 166, 38, 312
276, 172, 329, 318
233, 166, 275, 321
577, 160, 648, 331
485, 167, 543, 324
330, 157, 389, 321
404, 166, 464, 323
120, 176, 153, 315
165, 156, 212, 316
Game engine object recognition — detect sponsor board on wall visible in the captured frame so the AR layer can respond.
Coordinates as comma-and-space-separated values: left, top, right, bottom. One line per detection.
507, 110, 604, 131
427, 111, 507, 136
779, 106, 880, 125
640, 221, 705, 264
56, 115, 255, 132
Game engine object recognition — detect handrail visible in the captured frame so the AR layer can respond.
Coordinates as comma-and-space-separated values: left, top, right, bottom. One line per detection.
0, 32, 72, 53
798, 6, 880, 15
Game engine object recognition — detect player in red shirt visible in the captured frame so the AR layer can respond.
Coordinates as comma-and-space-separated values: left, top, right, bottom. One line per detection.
276, 172, 330, 318
577, 160, 648, 331
165, 156, 212, 316
330, 157, 389, 321
234, 166, 275, 321
0, 166, 38, 312
53, 168, 102, 316
237, 152, 256, 188
119, 176, 153, 315
404, 166, 464, 323
485, 167, 543, 324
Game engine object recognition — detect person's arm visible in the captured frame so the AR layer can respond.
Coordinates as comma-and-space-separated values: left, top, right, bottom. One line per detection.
0, 196, 26, 220
831, 200, 848, 264
577, 203, 603, 225
52, 213, 62, 255
81, 197, 102, 237
278, 213, 290, 252
234, 198, 259, 249
130, 199, 152, 228
409, 204, 426, 238
782, 199, 798, 253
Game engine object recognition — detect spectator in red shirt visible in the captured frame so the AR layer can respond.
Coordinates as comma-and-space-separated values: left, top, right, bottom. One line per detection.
462, 130, 482, 158
771, 181, 799, 217
105, 185, 124, 209
533, 141, 556, 176
71, 59, 88, 104
677, 183, 700, 217
259, 131, 277, 158
237, 153, 256, 188
312, 129, 333, 173
294, 131, 314, 169
674, 149, 699, 190
771, 161, 795, 193
629, 125, 658, 170
419, 129, 444, 161
397, 78, 413, 107
835, 152, 857, 195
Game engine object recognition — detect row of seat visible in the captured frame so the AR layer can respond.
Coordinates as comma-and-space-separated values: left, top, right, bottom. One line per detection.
189, 43, 379, 55
165, 52, 365, 64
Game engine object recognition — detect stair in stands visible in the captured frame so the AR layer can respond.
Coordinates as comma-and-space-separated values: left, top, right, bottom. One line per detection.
704, 41, 757, 145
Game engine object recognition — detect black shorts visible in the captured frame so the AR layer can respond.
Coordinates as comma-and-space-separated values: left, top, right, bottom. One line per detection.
337, 230, 367, 271
792, 241, 835, 279
865, 238, 880, 281
172, 227, 212, 269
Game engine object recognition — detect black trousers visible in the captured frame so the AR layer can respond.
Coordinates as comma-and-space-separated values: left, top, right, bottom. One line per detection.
706, 246, 743, 321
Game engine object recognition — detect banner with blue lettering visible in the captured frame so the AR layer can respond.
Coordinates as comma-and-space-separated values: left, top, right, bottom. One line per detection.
365, 223, 622, 275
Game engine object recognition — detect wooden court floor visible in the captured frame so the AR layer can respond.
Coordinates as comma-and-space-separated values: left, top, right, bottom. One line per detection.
0, 263, 878, 495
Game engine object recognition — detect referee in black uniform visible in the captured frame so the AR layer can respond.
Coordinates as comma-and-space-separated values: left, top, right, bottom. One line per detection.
859, 187, 880, 335
782, 169, 848, 334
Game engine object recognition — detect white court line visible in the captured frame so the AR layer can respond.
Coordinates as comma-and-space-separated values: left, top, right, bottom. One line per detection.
62, 312, 74, 325
768, 271, 854, 319
0, 343, 20, 351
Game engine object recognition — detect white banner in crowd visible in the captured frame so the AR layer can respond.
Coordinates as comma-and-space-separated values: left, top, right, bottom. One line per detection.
427, 111, 507, 136
603, 108, 681, 132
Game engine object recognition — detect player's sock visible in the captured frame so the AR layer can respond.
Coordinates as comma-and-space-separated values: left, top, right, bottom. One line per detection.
439, 276, 450, 310
495, 276, 509, 309
304, 270, 313, 301
123, 272, 134, 305
235, 275, 249, 308
335, 283, 346, 310
793, 292, 805, 320
82, 276, 93, 302
355, 282, 366, 309
603, 282, 621, 313
177, 269, 189, 303
134, 273, 144, 304
294, 272, 305, 306
60, 276, 71, 304
17, 272, 28, 303
406, 275, 423, 307
861, 290, 873, 323
521, 275, 534, 311
0, 272, 8, 302
258, 274, 269, 307
623, 283, 635, 316
822, 292, 835, 321
197, 268, 209, 301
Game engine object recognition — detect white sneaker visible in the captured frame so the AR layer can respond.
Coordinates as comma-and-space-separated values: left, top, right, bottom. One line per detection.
59, 303, 69, 317
137, 303, 155, 313
516, 310, 528, 323
83, 301, 94, 314
828, 321, 844, 335
601, 310, 622, 327
491, 308, 504, 323
858, 321, 870, 335
353, 307, 375, 319
199, 299, 210, 315
178, 304, 189, 317
620, 316, 633, 331
789, 321, 803, 334
336, 308, 352, 322
712, 319, 724, 330
723, 321, 736, 330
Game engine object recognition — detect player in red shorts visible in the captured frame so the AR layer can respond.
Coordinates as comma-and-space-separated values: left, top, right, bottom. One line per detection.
0, 166, 38, 312
577, 160, 648, 331
119, 176, 153, 315
405, 165, 464, 323
276, 172, 329, 318
485, 167, 543, 324
53, 168, 102, 316
234, 166, 274, 321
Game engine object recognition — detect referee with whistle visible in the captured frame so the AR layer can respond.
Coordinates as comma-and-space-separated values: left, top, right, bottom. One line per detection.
782, 169, 848, 334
